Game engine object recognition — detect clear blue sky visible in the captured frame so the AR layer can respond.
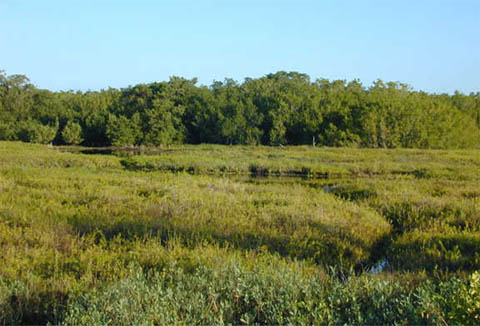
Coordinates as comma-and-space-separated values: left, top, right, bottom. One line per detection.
1, 0, 479, 94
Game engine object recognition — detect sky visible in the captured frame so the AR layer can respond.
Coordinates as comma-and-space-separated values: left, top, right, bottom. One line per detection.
0, 0, 479, 94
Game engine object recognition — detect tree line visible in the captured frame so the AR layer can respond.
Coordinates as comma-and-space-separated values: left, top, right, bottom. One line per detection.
1, 69, 479, 148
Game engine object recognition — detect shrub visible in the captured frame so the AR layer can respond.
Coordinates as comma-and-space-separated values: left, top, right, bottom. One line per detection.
17, 120, 58, 144
61, 121, 83, 145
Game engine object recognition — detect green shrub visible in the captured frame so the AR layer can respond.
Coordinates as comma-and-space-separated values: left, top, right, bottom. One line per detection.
61, 121, 83, 145
388, 231, 480, 272
17, 120, 58, 144
62, 264, 480, 326
0, 121, 17, 140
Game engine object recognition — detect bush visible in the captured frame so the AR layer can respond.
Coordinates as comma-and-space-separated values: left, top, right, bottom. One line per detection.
0, 121, 17, 140
388, 231, 480, 272
61, 121, 83, 145
62, 263, 480, 326
17, 120, 58, 144
106, 114, 142, 147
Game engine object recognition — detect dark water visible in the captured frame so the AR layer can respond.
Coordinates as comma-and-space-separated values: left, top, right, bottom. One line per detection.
79, 149, 115, 155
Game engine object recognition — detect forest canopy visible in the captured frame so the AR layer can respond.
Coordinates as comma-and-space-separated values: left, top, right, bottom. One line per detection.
0, 69, 479, 148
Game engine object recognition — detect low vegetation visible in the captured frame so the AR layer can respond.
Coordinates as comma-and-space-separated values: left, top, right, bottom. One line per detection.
0, 141, 479, 324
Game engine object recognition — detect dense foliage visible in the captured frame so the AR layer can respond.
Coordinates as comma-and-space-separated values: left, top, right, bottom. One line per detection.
1, 142, 479, 324
1, 70, 479, 148
62, 265, 480, 326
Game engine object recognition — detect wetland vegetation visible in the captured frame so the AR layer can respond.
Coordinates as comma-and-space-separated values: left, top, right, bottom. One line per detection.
1, 68, 479, 324
1, 141, 479, 325
1, 70, 479, 149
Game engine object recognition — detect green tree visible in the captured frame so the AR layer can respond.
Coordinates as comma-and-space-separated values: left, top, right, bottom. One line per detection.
0, 68, 478, 149
106, 114, 142, 146
0, 121, 17, 140
0, 70, 34, 121
62, 121, 83, 145
17, 120, 58, 144
144, 100, 185, 146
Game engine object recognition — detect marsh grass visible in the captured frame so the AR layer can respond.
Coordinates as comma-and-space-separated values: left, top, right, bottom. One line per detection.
1, 141, 479, 324
118, 144, 480, 180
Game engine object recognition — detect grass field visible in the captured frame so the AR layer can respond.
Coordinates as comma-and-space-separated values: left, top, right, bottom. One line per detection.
0, 141, 479, 325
